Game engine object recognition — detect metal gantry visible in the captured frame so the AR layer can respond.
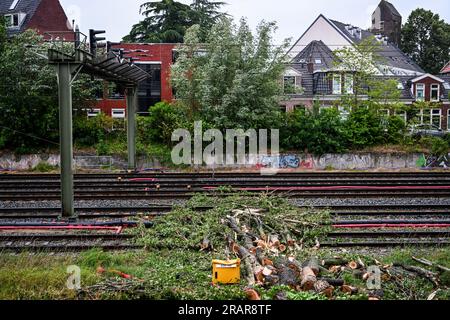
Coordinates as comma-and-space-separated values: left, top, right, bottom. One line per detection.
47, 30, 150, 218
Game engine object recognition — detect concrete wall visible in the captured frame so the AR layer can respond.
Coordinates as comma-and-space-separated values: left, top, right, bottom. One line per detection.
0, 153, 161, 171
0, 152, 424, 171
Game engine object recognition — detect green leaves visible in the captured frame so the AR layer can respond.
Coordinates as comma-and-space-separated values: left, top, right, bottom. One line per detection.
171, 18, 288, 131
124, 0, 228, 43
400, 8, 450, 74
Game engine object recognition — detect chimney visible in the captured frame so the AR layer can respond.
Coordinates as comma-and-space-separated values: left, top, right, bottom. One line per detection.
307, 61, 314, 73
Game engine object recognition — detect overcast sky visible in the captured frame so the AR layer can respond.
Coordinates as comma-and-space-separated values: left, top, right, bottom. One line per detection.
59, 0, 450, 44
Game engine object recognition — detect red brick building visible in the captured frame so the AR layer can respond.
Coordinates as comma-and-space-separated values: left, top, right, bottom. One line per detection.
1, 0, 73, 40
93, 43, 176, 118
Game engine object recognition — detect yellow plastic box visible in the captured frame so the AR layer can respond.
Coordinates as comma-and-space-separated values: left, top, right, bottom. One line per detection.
212, 259, 241, 284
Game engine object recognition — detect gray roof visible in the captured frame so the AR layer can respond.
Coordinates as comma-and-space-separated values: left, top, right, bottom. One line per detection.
0, 0, 42, 36
291, 40, 335, 71
330, 18, 424, 74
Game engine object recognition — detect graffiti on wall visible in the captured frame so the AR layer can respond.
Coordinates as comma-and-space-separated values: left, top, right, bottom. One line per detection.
257, 155, 314, 169
417, 154, 450, 168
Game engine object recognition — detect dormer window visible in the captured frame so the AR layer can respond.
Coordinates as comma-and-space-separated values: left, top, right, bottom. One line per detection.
416, 83, 425, 101
284, 76, 300, 94
4, 14, 18, 27
4, 13, 25, 28
431, 84, 440, 102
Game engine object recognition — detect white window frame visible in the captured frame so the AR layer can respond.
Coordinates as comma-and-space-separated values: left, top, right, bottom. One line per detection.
87, 108, 101, 118
395, 110, 407, 123
338, 106, 350, 121
111, 108, 126, 119
344, 74, 354, 94
431, 108, 442, 129
430, 84, 440, 102
415, 83, 425, 101
283, 76, 298, 94
448, 109, 450, 131
4, 13, 20, 28
379, 109, 390, 117
332, 74, 342, 95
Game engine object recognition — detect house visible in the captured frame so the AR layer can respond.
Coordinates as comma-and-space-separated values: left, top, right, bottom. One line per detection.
0, 0, 73, 40
93, 43, 176, 118
281, 13, 450, 130
370, 0, 402, 46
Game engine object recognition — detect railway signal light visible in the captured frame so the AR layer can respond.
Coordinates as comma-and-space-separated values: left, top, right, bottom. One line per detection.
89, 29, 106, 56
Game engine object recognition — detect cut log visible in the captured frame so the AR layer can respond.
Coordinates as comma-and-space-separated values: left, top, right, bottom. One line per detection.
262, 266, 273, 277
348, 261, 360, 270
278, 265, 299, 288
264, 274, 280, 286
303, 257, 320, 276
321, 258, 348, 268
300, 266, 317, 290
262, 258, 274, 267
319, 278, 344, 287
245, 288, 261, 301
342, 285, 358, 295
268, 234, 280, 248
199, 236, 213, 252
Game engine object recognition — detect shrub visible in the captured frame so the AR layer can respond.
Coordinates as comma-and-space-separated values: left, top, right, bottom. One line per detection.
281, 108, 348, 155
32, 162, 57, 172
137, 102, 187, 146
344, 107, 384, 149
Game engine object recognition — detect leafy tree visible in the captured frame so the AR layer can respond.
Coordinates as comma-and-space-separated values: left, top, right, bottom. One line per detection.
171, 18, 289, 130
190, 0, 228, 41
124, 0, 228, 43
124, 0, 193, 43
333, 37, 383, 109
0, 16, 6, 53
401, 9, 450, 74
0, 30, 102, 152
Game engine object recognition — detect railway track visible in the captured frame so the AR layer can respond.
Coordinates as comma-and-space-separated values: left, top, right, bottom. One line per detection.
1, 172, 450, 250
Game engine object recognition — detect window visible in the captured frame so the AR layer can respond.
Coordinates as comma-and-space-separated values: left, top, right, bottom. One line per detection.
431, 84, 440, 102
344, 74, 354, 94
379, 109, 390, 118
395, 110, 407, 123
338, 106, 350, 121
320, 106, 332, 113
416, 83, 425, 101
315, 59, 322, 64
283, 76, 297, 94
111, 109, 125, 119
448, 109, 450, 131
9, 0, 20, 10
87, 109, 101, 117
332, 74, 342, 94
4, 14, 19, 27
431, 109, 441, 129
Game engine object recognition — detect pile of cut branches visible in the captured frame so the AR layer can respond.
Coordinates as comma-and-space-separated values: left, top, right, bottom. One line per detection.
138, 193, 331, 252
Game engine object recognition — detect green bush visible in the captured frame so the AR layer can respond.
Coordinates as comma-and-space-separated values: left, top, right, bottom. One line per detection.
281, 108, 347, 155
417, 136, 449, 157
344, 107, 384, 149
138, 102, 187, 146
